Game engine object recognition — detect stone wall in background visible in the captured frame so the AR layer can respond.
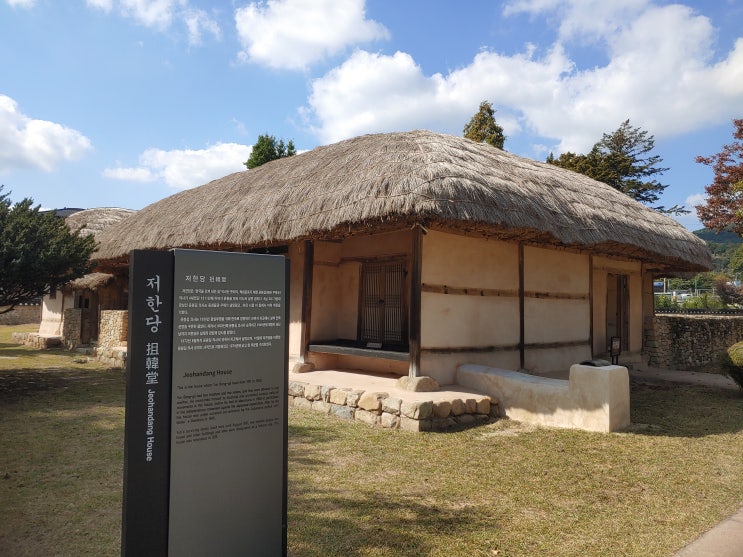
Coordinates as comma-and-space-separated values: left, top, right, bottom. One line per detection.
0, 304, 41, 325
644, 314, 743, 370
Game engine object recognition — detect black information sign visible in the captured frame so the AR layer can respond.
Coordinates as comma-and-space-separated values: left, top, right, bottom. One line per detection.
121, 250, 174, 557
121, 249, 288, 557
169, 249, 288, 556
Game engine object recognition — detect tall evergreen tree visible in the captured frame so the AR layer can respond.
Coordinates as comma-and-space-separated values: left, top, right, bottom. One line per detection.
548, 119, 685, 214
244, 134, 296, 169
463, 101, 505, 149
0, 187, 96, 313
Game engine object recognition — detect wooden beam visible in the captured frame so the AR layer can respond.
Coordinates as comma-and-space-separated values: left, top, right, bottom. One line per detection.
422, 344, 520, 354
519, 243, 525, 369
525, 339, 591, 350
421, 284, 519, 298
421, 283, 588, 300
409, 226, 423, 378
299, 240, 314, 363
422, 339, 590, 354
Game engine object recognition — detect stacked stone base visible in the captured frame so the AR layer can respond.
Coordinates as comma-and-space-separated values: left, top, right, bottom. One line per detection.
95, 346, 127, 368
11, 332, 62, 349
11, 331, 127, 369
288, 379, 499, 432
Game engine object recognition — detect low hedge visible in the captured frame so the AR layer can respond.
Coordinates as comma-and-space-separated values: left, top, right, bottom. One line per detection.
718, 342, 743, 391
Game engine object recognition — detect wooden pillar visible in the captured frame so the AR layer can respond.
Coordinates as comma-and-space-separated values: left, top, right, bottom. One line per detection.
589, 255, 594, 358
409, 226, 423, 378
299, 240, 314, 363
518, 243, 525, 370
641, 264, 655, 355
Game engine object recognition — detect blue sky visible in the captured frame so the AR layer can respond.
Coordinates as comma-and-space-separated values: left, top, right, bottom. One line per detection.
1, 0, 742, 231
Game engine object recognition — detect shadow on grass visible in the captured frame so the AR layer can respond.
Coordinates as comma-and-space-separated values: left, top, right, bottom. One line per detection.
0, 368, 123, 401
0, 343, 70, 358
288, 487, 495, 557
287, 421, 502, 556
629, 382, 743, 438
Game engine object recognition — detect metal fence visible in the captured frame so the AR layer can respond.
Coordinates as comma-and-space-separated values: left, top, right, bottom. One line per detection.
655, 308, 743, 315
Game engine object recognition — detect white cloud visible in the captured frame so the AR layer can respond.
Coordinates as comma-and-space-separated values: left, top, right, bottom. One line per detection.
84, 1, 220, 45
303, 46, 570, 145
183, 7, 222, 45
303, 1, 743, 155
504, 0, 651, 43
235, 0, 389, 70
102, 166, 155, 182
120, 0, 177, 30
686, 193, 706, 207
103, 142, 252, 189
86, 0, 113, 12
675, 192, 708, 231
668, 193, 707, 231
0, 95, 92, 173
6, 0, 36, 8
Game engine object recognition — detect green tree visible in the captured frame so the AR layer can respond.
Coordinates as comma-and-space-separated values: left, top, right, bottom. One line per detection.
244, 134, 296, 169
547, 119, 685, 214
714, 273, 743, 306
0, 187, 96, 314
728, 244, 743, 276
463, 100, 505, 149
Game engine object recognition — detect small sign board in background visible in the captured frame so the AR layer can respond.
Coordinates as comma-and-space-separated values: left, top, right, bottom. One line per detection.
122, 249, 289, 557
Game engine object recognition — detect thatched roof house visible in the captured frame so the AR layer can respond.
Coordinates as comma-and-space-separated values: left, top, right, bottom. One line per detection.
39, 207, 136, 344
94, 130, 710, 383
66, 207, 136, 238
94, 130, 709, 271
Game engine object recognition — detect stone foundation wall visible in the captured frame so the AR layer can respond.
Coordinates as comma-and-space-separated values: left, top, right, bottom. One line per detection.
62, 308, 82, 349
288, 379, 498, 432
95, 346, 127, 368
645, 314, 743, 370
11, 332, 62, 349
98, 310, 128, 348
0, 304, 41, 325
94, 310, 128, 368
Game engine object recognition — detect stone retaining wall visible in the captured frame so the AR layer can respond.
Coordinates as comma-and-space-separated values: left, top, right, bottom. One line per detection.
288, 379, 498, 432
10, 332, 62, 349
645, 314, 743, 370
0, 304, 41, 325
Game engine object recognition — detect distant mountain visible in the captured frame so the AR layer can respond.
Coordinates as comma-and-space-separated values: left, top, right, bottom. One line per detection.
693, 228, 742, 271
693, 228, 743, 244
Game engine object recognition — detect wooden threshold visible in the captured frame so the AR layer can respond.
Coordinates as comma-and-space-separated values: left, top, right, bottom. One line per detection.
309, 343, 410, 362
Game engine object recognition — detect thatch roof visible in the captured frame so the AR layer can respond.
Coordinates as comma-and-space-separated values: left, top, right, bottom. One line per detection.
68, 272, 115, 291
61, 208, 134, 293
94, 130, 711, 272
66, 207, 136, 238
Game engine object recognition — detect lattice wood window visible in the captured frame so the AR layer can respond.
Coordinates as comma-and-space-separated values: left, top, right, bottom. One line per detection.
359, 261, 407, 346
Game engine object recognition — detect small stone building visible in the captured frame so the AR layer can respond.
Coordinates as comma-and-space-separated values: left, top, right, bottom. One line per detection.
94, 131, 711, 385
36, 207, 134, 348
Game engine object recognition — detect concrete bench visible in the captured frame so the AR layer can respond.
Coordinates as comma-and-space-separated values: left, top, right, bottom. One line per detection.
456, 363, 630, 432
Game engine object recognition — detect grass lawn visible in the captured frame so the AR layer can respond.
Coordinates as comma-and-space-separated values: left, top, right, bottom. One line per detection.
1, 324, 742, 556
